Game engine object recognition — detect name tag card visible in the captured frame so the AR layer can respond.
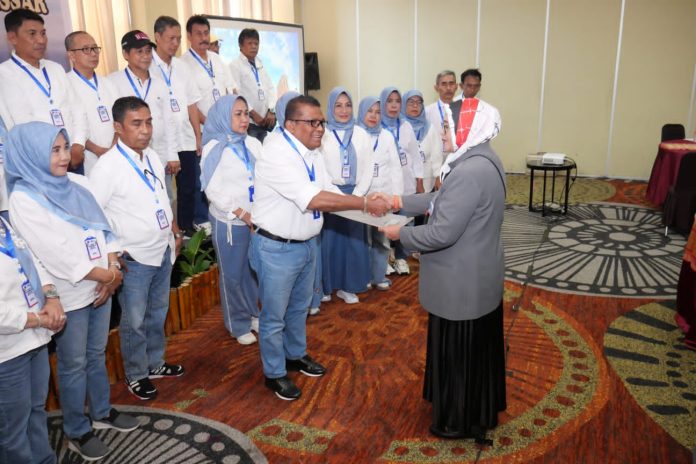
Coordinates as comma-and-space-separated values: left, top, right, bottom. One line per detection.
85, 236, 102, 260
97, 106, 110, 122
373, 163, 379, 178
419, 149, 426, 163
170, 98, 181, 112
22, 280, 39, 308
313, 210, 321, 220
156, 209, 169, 229
248, 185, 254, 203
212, 88, 221, 102
50, 109, 65, 127
342, 165, 351, 179
399, 149, 408, 166
258, 88, 265, 101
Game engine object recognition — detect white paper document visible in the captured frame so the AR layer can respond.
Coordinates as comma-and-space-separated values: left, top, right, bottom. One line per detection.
333, 210, 414, 228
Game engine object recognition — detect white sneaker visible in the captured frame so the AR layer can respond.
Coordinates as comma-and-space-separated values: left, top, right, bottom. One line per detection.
376, 279, 392, 291
394, 259, 410, 275
336, 290, 359, 304
320, 294, 332, 303
250, 317, 259, 333
236, 333, 257, 345
309, 307, 320, 316
193, 221, 212, 237
386, 264, 396, 275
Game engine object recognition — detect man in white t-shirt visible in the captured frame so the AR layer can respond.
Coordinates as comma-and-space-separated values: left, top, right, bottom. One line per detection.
65, 31, 119, 176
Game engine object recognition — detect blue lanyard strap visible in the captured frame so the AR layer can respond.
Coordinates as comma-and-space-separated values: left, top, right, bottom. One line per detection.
73, 68, 100, 100
381, 120, 400, 144
117, 143, 158, 198
12, 56, 52, 103
437, 101, 445, 123
231, 143, 253, 179
332, 130, 353, 165
281, 128, 315, 181
0, 224, 17, 260
189, 49, 214, 79
125, 68, 151, 101
156, 62, 173, 94
373, 136, 379, 151
249, 61, 260, 84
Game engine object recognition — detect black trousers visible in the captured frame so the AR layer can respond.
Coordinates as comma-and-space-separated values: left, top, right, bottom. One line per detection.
176, 150, 208, 230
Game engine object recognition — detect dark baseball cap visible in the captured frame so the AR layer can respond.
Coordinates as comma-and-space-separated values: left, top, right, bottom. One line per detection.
121, 30, 155, 51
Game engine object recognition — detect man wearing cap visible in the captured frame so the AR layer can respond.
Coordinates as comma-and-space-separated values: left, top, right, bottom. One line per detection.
229, 28, 276, 142
0, 8, 86, 172
65, 31, 120, 176
108, 30, 179, 200
209, 34, 222, 55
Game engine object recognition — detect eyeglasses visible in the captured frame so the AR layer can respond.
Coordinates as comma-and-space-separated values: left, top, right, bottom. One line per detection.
289, 119, 326, 128
69, 46, 102, 55
406, 100, 423, 107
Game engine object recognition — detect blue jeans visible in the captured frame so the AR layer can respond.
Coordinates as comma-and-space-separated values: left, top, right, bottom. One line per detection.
369, 227, 390, 284
310, 236, 323, 308
249, 233, 316, 378
53, 301, 112, 438
211, 216, 259, 337
0, 345, 55, 464
118, 249, 172, 381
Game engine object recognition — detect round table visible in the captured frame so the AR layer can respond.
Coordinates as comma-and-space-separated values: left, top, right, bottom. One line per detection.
526, 159, 577, 216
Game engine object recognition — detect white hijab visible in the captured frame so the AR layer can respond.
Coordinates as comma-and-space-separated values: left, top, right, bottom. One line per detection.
439, 100, 502, 179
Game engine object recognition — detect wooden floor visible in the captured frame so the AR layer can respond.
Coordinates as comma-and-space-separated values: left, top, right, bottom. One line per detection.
107, 179, 693, 463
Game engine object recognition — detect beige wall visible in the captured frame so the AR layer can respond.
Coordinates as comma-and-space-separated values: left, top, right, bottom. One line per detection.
299, 0, 696, 179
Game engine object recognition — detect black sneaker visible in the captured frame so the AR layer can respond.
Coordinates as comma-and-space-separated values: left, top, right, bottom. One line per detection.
93, 408, 140, 432
265, 376, 301, 400
126, 377, 157, 400
286, 355, 326, 377
148, 363, 184, 378
67, 431, 109, 461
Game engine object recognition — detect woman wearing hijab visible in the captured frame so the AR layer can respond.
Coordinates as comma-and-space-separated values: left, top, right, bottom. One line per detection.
6, 122, 139, 460
380, 87, 423, 276
263, 90, 300, 148
357, 96, 403, 288
201, 95, 261, 345
0, 214, 65, 463
319, 87, 374, 304
381, 104, 506, 440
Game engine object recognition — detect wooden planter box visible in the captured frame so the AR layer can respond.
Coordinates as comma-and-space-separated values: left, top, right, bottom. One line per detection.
46, 264, 219, 410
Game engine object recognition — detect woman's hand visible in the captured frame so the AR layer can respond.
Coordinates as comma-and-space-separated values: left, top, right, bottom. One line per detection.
379, 224, 402, 241
39, 298, 66, 332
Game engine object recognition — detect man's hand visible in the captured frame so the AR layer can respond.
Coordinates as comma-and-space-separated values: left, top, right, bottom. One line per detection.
416, 178, 425, 194
264, 112, 276, 129
166, 161, 181, 176
251, 111, 264, 126
366, 193, 390, 216
434, 177, 442, 191
70, 144, 85, 169
39, 298, 66, 332
379, 224, 402, 241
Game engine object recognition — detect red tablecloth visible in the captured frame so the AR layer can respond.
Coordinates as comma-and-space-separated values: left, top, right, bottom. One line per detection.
645, 139, 696, 206
676, 216, 696, 350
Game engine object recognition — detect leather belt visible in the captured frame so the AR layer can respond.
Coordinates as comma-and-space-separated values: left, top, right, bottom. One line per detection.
254, 227, 307, 244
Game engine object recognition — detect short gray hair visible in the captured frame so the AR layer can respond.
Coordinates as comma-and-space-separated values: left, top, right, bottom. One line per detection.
435, 70, 456, 85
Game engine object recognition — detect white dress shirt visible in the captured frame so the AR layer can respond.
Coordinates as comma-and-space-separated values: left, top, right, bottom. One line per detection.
0, 220, 53, 364
9, 174, 117, 312
0, 53, 86, 145
181, 49, 237, 117
67, 69, 119, 175
107, 68, 177, 167
418, 125, 445, 192
367, 130, 404, 196
252, 130, 340, 240
228, 53, 276, 121
202, 137, 262, 224
384, 121, 423, 195
425, 99, 456, 148
320, 125, 374, 196
150, 53, 201, 153
89, 142, 175, 266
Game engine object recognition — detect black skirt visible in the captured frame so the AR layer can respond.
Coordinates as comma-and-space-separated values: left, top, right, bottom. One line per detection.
423, 302, 507, 437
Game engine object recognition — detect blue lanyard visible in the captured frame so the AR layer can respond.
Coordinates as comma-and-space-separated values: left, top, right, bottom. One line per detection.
281, 128, 315, 181
416, 128, 422, 140
249, 61, 260, 85
231, 143, 253, 179
12, 56, 53, 104
437, 101, 445, 123
155, 62, 173, 95
189, 49, 214, 80
332, 130, 352, 165
124, 68, 151, 101
373, 135, 379, 151
382, 119, 400, 145
73, 68, 100, 100
116, 143, 159, 204
0, 223, 28, 278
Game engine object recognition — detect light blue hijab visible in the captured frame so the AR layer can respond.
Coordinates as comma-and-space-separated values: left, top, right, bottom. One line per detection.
275, 90, 300, 130
357, 96, 381, 136
200, 95, 252, 190
401, 89, 430, 142
379, 86, 401, 131
326, 87, 358, 185
5, 122, 114, 242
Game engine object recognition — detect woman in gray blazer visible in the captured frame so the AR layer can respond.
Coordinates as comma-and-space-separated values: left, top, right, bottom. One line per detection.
381, 104, 506, 440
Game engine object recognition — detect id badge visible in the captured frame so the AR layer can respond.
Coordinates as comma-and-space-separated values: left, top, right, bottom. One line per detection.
97, 105, 110, 122
212, 88, 221, 102
50, 109, 65, 127
313, 210, 321, 220
342, 165, 351, 179
419, 149, 426, 163
398, 149, 408, 166
170, 98, 181, 112
248, 185, 254, 203
373, 163, 379, 178
85, 236, 102, 260
21, 280, 39, 308
156, 208, 169, 229
258, 88, 265, 101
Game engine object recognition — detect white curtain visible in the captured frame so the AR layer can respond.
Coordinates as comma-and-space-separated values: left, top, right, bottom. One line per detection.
178, 0, 273, 22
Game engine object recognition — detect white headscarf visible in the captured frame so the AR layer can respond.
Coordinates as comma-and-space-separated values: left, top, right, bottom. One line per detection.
439, 100, 501, 179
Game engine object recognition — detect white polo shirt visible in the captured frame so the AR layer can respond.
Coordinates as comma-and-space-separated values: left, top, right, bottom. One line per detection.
107, 68, 177, 167
202, 137, 262, 224
367, 130, 404, 196
228, 53, 276, 120
252, 129, 340, 241
150, 53, 201, 153
181, 49, 236, 117
320, 125, 373, 196
0, 220, 54, 363
9, 174, 117, 311
67, 69, 119, 175
0, 53, 86, 146
89, 142, 175, 266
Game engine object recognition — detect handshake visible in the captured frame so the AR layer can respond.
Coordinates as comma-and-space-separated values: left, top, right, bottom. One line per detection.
364, 192, 395, 217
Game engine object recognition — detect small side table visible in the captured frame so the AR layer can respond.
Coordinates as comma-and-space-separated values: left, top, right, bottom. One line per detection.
527, 159, 576, 216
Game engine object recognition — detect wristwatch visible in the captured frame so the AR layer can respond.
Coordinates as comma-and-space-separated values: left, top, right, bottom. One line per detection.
44, 285, 59, 299
174, 231, 184, 239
